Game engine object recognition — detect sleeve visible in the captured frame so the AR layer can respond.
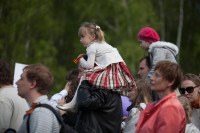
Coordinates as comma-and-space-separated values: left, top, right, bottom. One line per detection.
77, 80, 105, 111
155, 105, 183, 133
79, 45, 96, 69
50, 89, 68, 107
146, 48, 166, 81
30, 108, 60, 133
0, 97, 12, 132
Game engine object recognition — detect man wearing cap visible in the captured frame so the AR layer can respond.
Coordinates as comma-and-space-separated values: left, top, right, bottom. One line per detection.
137, 27, 179, 82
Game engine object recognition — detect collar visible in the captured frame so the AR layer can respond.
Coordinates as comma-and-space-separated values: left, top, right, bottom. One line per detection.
191, 96, 200, 109
148, 41, 179, 55
34, 95, 48, 103
26, 103, 39, 114
145, 92, 177, 111
26, 95, 48, 114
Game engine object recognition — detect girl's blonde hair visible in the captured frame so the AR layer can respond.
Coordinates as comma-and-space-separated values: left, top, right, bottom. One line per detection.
178, 95, 192, 123
132, 79, 153, 106
78, 22, 104, 42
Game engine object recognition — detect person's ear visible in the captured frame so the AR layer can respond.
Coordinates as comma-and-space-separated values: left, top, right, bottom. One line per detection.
30, 80, 37, 88
91, 33, 96, 40
168, 80, 175, 88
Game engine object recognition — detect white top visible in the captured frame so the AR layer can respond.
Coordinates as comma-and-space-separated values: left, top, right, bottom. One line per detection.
0, 87, 29, 132
80, 41, 124, 69
123, 103, 146, 133
185, 123, 200, 133
50, 89, 68, 107
190, 108, 200, 130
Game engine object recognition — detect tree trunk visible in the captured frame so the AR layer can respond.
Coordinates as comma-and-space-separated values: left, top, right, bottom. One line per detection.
176, 0, 184, 63
159, 0, 165, 41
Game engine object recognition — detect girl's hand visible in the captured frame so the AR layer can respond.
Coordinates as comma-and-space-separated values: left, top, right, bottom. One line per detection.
77, 54, 84, 59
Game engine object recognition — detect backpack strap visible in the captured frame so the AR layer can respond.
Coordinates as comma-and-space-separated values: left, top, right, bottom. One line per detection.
27, 103, 65, 133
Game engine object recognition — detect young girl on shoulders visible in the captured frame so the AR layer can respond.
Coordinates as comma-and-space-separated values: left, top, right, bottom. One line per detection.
76, 22, 136, 94
57, 22, 136, 111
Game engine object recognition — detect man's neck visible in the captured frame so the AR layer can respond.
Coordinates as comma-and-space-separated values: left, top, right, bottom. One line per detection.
26, 92, 43, 105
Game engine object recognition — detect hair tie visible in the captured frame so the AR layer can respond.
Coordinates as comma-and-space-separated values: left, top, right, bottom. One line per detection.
96, 25, 100, 30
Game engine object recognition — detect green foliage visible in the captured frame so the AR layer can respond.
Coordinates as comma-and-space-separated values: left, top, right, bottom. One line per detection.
0, 0, 199, 95
117, 40, 146, 78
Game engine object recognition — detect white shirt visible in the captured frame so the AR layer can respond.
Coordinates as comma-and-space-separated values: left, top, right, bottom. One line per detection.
185, 123, 200, 133
50, 89, 68, 107
123, 103, 146, 133
190, 108, 200, 130
0, 87, 28, 132
80, 41, 124, 69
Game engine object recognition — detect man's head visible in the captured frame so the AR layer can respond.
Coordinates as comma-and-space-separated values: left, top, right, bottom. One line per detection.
137, 56, 150, 79
0, 59, 13, 88
16, 64, 53, 98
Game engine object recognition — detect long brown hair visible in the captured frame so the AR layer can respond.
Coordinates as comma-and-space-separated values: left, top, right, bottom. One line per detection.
178, 95, 191, 124
132, 79, 153, 106
65, 69, 81, 103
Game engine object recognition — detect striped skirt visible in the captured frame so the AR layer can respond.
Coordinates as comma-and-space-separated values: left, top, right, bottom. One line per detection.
85, 62, 136, 96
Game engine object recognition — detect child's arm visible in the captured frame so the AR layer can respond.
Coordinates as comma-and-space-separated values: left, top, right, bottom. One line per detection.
79, 52, 95, 69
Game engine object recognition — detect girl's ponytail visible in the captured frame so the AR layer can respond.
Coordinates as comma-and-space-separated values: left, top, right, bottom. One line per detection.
95, 25, 104, 42
78, 22, 105, 43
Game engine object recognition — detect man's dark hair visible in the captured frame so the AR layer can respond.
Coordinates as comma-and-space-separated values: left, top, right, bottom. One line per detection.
139, 56, 150, 69
0, 59, 13, 88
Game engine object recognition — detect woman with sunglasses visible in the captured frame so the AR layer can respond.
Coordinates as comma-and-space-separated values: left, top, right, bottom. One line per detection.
180, 73, 200, 130
135, 60, 186, 133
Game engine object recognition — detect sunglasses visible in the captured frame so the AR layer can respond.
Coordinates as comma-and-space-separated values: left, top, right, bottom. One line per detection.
179, 86, 199, 94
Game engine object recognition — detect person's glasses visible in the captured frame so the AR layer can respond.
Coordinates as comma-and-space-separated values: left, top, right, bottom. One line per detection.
179, 86, 199, 94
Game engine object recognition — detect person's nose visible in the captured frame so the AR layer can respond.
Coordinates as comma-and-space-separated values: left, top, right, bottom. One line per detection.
16, 81, 18, 85
150, 75, 154, 81
16, 80, 19, 85
137, 70, 141, 75
184, 90, 189, 95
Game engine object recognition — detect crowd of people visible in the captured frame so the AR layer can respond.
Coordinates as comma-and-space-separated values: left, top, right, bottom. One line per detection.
0, 22, 200, 133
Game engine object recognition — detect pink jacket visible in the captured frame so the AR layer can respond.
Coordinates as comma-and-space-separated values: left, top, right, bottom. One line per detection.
136, 92, 186, 133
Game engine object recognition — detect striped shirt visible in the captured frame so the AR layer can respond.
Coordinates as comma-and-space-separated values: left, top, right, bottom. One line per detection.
18, 95, 61, 133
